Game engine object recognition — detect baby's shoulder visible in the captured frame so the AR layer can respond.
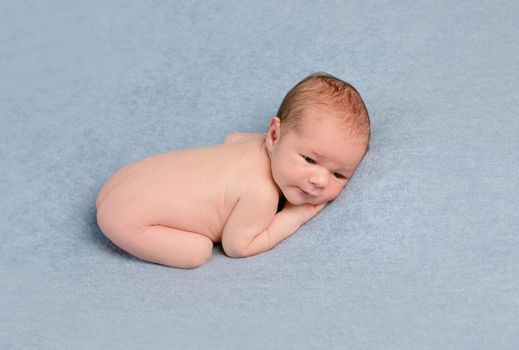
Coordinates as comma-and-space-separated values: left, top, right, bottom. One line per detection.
223, 170, 278, 219
229, 165, 279, 206
236, 176, 280, 212
223, 133, 278, 200
224, 132, 265, 144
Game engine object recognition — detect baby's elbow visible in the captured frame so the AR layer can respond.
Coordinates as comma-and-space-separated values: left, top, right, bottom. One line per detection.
222, 239, 248, 259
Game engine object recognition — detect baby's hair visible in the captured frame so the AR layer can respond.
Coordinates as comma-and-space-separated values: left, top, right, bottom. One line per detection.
276, 72, 371, 146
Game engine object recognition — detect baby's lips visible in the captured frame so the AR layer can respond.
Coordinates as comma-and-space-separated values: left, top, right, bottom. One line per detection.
299, 187, 317, 197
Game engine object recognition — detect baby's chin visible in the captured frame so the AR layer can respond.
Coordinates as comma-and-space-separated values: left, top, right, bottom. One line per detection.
283, 189, 327, 206
287, 198, 327, 206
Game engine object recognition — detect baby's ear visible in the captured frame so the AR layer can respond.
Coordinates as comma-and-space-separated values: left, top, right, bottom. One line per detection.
266, 117, 281, 152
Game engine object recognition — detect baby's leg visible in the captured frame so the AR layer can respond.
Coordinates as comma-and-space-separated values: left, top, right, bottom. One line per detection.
126, 225, 213, 269
97, 197, 213, 269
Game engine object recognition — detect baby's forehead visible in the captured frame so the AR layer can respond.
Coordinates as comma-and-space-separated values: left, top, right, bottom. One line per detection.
293, 121, 368, 169
298, 103, 369, 138
298, 131, 366, 152
298, 109, 366, 138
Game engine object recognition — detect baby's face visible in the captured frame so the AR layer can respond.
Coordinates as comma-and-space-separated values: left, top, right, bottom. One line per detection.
266, 105, 368, 205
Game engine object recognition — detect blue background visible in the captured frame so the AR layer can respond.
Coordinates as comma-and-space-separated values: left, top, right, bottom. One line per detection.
1, 1, 518, 349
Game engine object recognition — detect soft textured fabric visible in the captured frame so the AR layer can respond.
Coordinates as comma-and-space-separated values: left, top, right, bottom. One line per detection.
1, 1, 518, 349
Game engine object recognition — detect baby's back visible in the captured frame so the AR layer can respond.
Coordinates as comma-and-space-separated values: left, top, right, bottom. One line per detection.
96, 134, 272, 242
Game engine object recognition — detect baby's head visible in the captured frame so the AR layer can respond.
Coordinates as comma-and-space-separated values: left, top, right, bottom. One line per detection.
266, 72, 371, 205
276, 72, 371, 143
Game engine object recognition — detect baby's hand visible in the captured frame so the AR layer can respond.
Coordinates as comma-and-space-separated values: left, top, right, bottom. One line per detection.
282, 201, 328, 227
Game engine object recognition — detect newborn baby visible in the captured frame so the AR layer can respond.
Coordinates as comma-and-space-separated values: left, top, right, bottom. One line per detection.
96, 72, 371, 269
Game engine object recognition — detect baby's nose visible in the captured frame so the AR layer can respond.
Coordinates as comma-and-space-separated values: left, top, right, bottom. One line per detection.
309, 168, 329, 188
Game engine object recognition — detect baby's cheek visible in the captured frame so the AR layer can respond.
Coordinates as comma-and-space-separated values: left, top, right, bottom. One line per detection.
327, 187, 344, 201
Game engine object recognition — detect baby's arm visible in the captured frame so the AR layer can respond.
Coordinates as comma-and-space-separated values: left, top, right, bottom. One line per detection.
222, 185, 326, 258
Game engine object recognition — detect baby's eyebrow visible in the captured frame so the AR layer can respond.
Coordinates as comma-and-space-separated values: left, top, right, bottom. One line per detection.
308, 148, 323, 159
337, 168, 355, 175
308, 149, 354, 171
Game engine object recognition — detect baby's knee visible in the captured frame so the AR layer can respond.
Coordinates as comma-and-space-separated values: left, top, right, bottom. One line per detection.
186, 239, 213, 269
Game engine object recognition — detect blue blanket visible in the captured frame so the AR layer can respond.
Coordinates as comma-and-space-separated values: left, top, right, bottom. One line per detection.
1, 1, 518, 348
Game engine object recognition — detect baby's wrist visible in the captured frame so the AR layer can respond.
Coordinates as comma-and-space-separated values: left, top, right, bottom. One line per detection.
279, 208, 305, 230
281, 202, 326, 228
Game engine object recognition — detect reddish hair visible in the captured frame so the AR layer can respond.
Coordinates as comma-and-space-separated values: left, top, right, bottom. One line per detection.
277, 72, 371, 144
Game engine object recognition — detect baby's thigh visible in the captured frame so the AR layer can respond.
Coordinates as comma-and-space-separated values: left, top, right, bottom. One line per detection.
96, 190, 213, 268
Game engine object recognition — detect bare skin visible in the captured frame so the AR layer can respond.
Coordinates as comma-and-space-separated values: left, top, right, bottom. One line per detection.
96, 106, 368, 269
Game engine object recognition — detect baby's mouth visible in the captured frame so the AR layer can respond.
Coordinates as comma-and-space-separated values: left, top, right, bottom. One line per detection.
298, 187, 315, 197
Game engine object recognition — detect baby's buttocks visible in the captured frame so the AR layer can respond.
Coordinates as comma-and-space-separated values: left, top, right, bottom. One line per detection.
95, 161, 141, 210
96, 147, 238, 243
96, 176, 151, 244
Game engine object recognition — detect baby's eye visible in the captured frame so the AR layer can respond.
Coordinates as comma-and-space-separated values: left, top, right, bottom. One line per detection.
303, 156, 316, 164
333, 172, 347, 180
